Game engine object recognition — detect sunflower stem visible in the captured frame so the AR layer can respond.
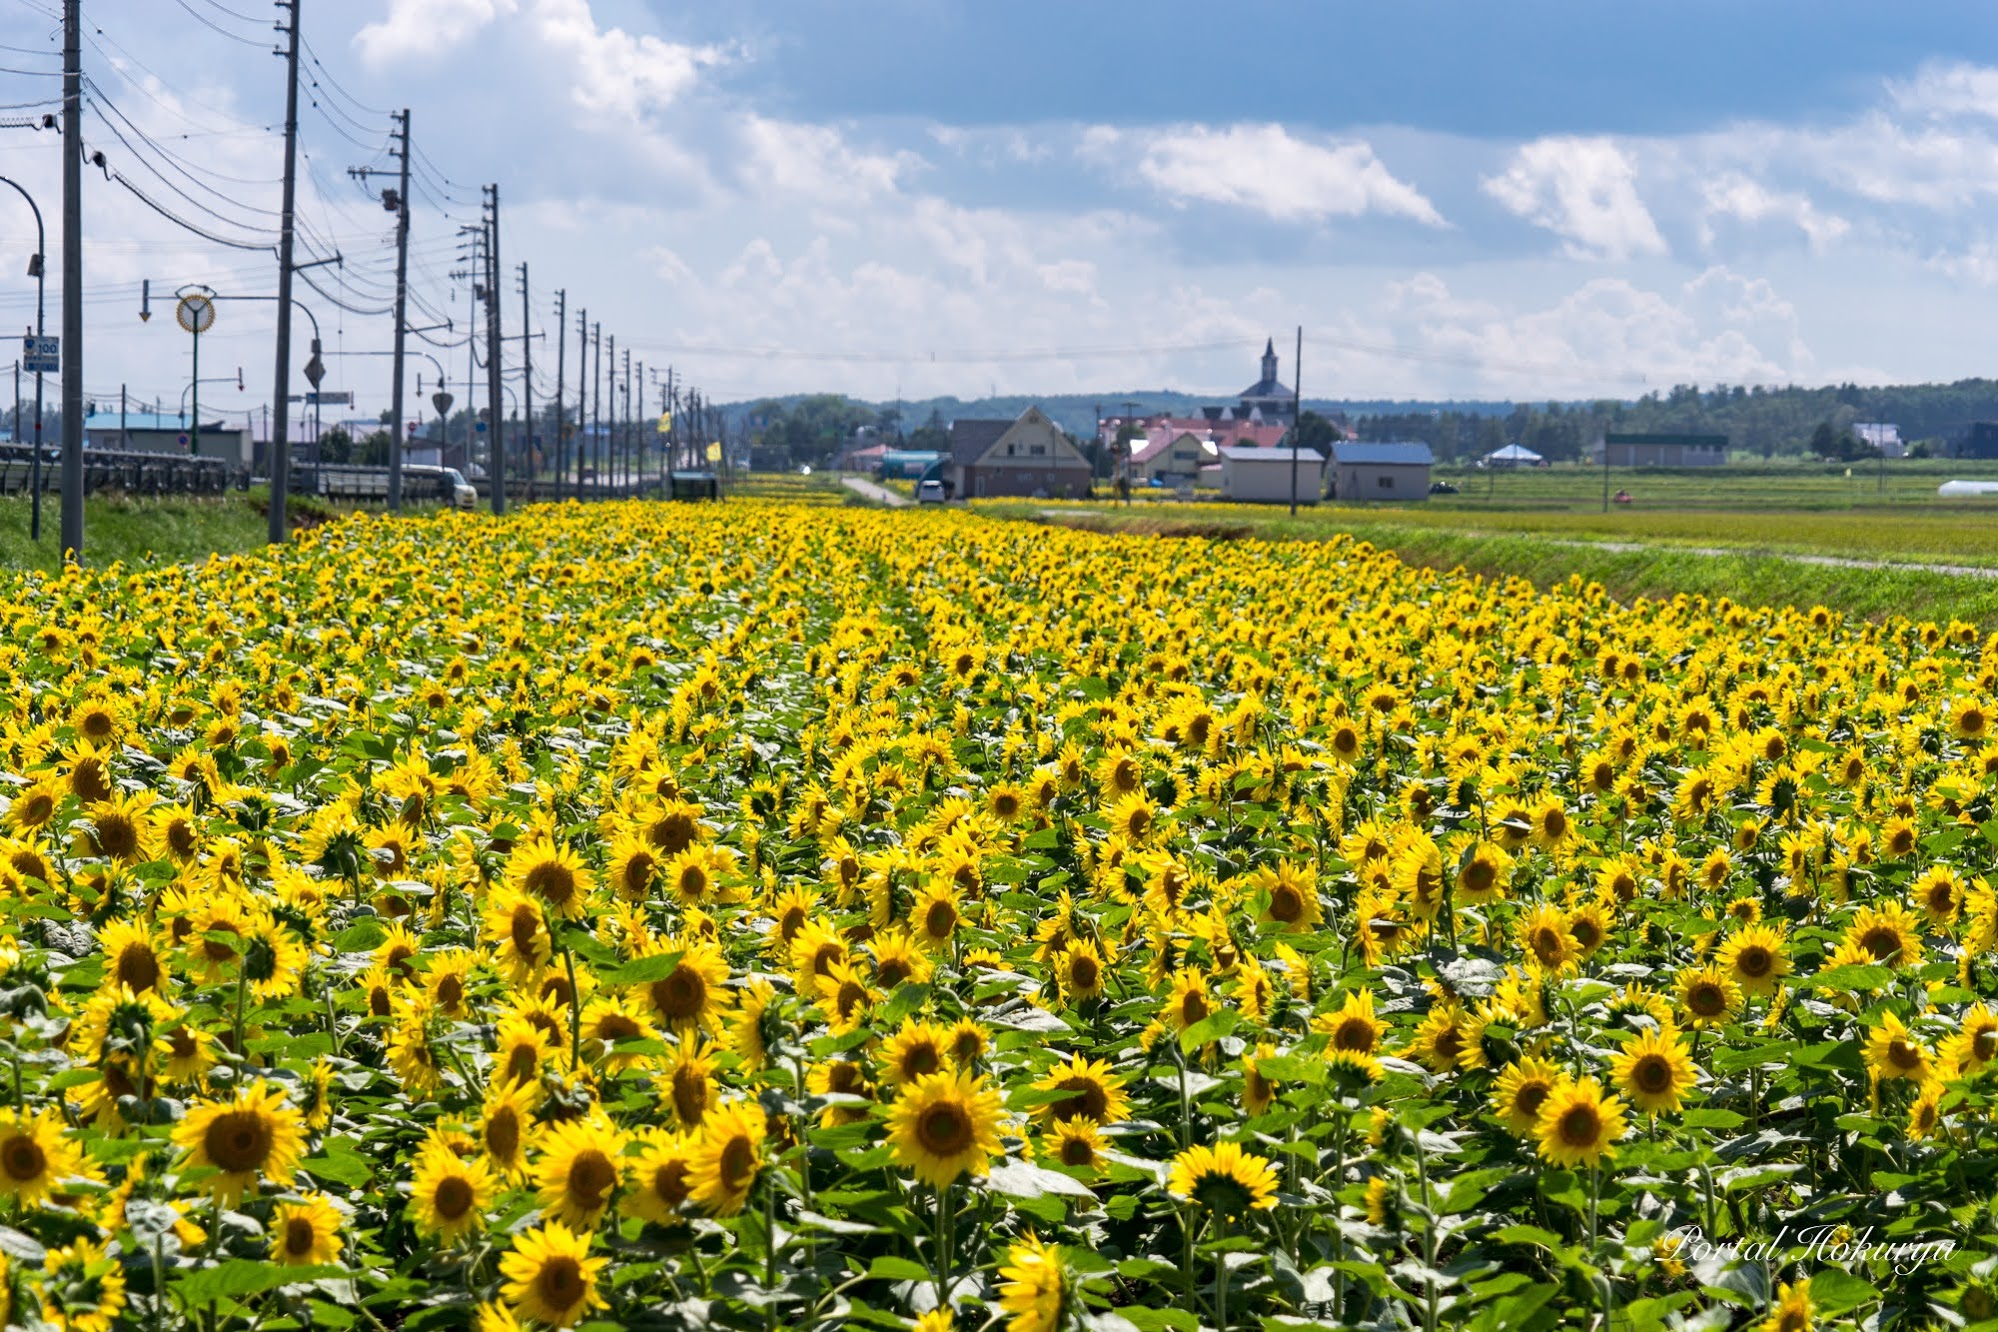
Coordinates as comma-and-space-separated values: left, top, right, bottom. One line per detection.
764, 1174, 779, 1332
561, 934, 584, 1069
1214, 1214, 1228, 1332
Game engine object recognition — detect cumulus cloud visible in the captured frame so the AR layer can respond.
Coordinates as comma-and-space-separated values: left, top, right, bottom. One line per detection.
1093, 123, 1443, 226
356, 0, 519, 65
739, 118, 921, 201
1697, 172, 1848, 253
1482, 136, 1667, 260
1889, 61, 1998, 121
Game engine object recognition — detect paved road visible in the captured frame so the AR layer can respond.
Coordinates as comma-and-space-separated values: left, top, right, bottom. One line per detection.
842, 476, 910, 507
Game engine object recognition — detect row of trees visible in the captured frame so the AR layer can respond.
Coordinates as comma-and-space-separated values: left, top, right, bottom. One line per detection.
1349, 380, 1998, 461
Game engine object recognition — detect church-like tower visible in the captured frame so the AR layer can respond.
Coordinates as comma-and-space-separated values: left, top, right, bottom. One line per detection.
1238, 337, 1295, 425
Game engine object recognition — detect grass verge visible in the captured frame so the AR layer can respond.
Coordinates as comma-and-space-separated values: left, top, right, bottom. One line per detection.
982, 502, 1998, 627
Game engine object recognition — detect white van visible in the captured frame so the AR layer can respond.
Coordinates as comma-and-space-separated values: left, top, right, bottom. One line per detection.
916, 479, 947, 504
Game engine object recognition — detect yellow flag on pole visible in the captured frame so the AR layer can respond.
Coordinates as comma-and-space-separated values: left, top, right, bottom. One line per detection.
656, 412, 672, 434
706, 441, 722, 463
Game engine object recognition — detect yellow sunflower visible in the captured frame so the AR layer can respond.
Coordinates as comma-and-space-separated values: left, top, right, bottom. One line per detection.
411, 1142, 499, 1241
886, 1069, 1005, 1189
532, 1115, 628, 1230
0, 1106, 87, 1208
997, 1232, 1070, 1332
1533, 1076, 1628, 1168
1610, 1026, 1698, 1115
687, 1100, 767, 1217
1166, 1140, 1280, 1216
499, 1222, 607, 1329
172, 1082, 307, 1202
269, 1194, 343, 1266
1031, 1053, 1131, 1126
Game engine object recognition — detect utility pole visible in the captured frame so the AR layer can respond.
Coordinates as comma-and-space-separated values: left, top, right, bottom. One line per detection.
59, 0, 82, 558
573, 305, 586, 500
266, 0, 303, 545
518, 262, 534, 503
606, 333, 617, 495
1288, 325, 1302, 517
590, 321, 602, 500
635, 359, 645, 494
622, 345, 632, 498
481, 185, 503, 515
552, 288, 566, 504
348, 109, 413, 510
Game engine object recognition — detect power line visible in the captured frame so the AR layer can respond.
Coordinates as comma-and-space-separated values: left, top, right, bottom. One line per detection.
165, 0, 265, 47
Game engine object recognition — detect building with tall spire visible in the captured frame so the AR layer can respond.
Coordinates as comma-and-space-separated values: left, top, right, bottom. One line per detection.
1238, 337, 1295, 425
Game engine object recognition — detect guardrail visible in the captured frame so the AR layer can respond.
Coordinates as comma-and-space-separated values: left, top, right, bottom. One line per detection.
0, 444, 238, 497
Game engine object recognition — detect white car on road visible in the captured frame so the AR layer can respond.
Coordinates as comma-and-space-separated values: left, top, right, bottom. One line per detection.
916, 479, 947, 504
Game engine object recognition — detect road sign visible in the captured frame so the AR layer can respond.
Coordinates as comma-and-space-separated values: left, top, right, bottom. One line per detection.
21, 335, 57, 374
176, 294, 216, 335
176, 432, 190, 449
656, 412, 672, 434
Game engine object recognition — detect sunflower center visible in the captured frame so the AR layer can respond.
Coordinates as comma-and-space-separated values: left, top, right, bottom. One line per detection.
436, 975, 464, 1009
650, 814, 696, 855
672, 1069, 708, 1125
1050, 1077, 1108, 1123
1069, 956, 1100, 992
1859, 927, 1902, 961
486, 1109, 521, 1162
567, 1150, 617, 1211
652, 969, 706, 1020
95, 813, 139, 861
1633, 1055, 1672, 1093
1530, 928, 1565, 965
1, 1134, 45, 1182
434, 1175, 474, 1220
1888, 1039, 1922, 1071
924, 902, 956, 940
207, 1109, 273, 1173
536, 1256, 585, 1311
202, 923, 242, 964
117, 943, 161, 993
1735, 947, 1771, 978
509, 907, 542, 956
653, 1160, 690, 1208
1513, 1083, 1551, 1120
621, 854, 655, 896
902, 1045, 941, 1081
1975, 1029, 1998, 1063
916, 1103, 971, 1156
1557, 1104, 1602, 1148
1687, 984, 1726, 1017
506, 1044, 539, 1085
1463, 861, 1495, 893
1060, 1136, 1095, 1167
1334, 1018, 1374, 1053
524, 862, 579, 910
1268, 885, 1304, 923
720, 1135, 757, 1191
282, 1217, 317, 1257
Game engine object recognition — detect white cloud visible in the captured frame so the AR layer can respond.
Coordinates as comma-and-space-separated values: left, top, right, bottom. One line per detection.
356, 0, 519, 65
1482, 136, 1667, 260
1097, 123, 1444, 226
739, 118, 920, 201
530, 0, 723, 122
1697, 172, 1848, 253
1890, 61, 1998, 121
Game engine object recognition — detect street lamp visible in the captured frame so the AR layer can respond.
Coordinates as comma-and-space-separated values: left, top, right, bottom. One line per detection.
0, 175, 47, 541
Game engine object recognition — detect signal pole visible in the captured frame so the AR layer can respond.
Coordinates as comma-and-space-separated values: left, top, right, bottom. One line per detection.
552, 287, 566, 503
518, 262, 534, 503
59, 0, 83, 557
480, 186, 503, 514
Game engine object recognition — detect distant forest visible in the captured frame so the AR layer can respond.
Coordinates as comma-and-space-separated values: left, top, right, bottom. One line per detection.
720, 379, 1998, 466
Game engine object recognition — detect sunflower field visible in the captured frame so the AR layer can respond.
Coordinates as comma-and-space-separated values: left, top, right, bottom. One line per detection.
0, 501, 1994, 1332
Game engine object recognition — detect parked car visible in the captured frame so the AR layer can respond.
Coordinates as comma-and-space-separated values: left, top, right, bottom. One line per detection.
439, 468, 478, 510
1429, 480, 1460, 495
916, 479, 947, 504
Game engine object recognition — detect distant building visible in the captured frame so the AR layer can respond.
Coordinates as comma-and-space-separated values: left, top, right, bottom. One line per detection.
1330, 442, 1433, 501
1130, 430, 1213, 484
876, 449, 942, 480
1595, 433, 1727, 467
1481, 443, 1543, 469
948, 406, 1093, 499
88, 412, 252, 464
1238, 338, 1295, 425
1219, 446, 1324, 503
1853, 423, 1905, 458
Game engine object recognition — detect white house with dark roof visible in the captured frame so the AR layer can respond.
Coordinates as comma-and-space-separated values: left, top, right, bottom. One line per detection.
947, 406, 1093, 499
1330, 441, 1433, 501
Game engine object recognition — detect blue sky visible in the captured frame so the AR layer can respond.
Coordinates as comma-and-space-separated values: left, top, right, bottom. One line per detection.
2, 0, 1998, 421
